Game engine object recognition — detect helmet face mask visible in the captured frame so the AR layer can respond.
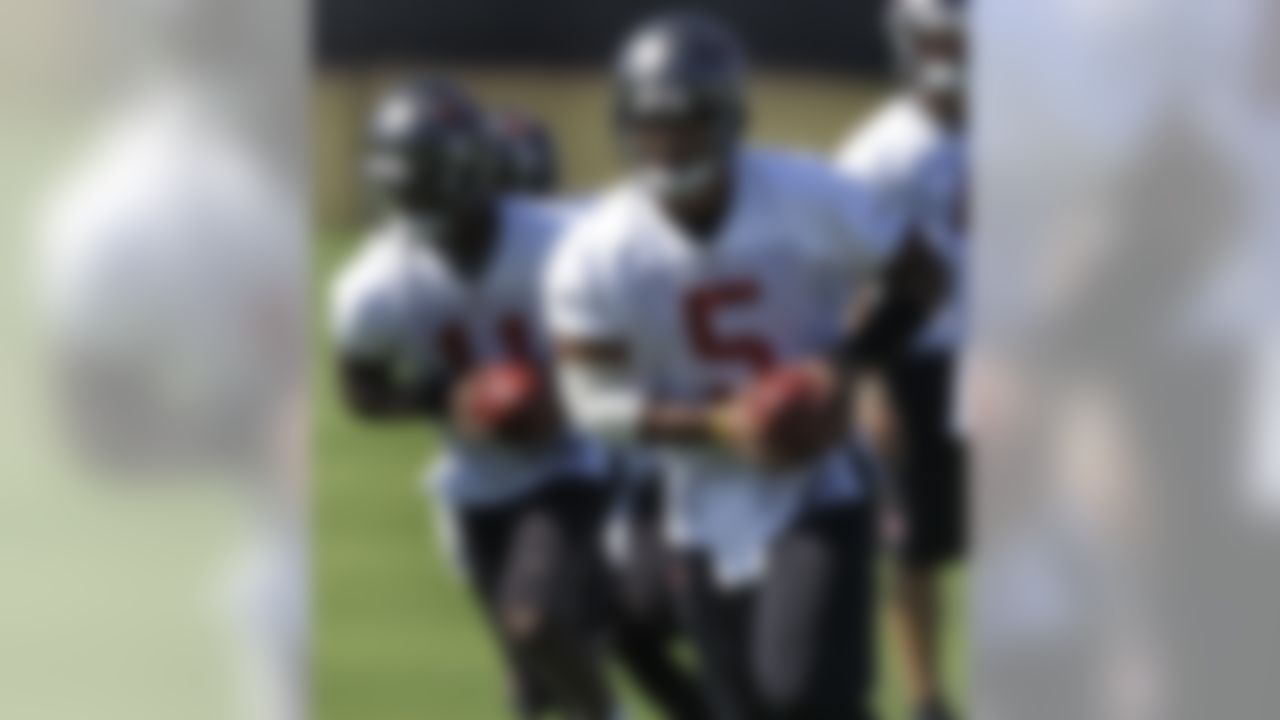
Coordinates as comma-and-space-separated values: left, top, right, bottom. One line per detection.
367, 134, 489, 213
613, 11, 748, 207
619, 108, 731, 204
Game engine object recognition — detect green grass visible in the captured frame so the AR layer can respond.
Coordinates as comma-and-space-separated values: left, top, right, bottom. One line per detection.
313, 69, 965, 719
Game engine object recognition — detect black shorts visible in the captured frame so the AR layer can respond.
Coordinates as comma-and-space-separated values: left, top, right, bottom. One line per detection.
885, 352, 968, 568
455, 480, 612, 712
672, 502, 877, 720
457, 479, 612, 629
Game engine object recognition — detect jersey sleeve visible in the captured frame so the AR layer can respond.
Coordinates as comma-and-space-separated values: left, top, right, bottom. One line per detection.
543, 223, 629, 342
830, 108, 929, 273
329, 250, 403, 362
810, 156, 907, 280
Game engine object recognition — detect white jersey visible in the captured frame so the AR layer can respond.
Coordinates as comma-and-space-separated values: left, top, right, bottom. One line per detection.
546, 148, 897, 586
332, 198, 609, 508
835, 96, 969, 353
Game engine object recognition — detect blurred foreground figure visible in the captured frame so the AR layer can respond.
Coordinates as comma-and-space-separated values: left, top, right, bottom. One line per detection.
332, 78, 619, 719
834, 1, 968, 718
549, 11, 943, 719
36, 1, 305, 718
973, 2, 1280, 719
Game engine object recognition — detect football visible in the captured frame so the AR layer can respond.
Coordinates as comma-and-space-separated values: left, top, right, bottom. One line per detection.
455, 361, 557, 444
741, 364, 843, 465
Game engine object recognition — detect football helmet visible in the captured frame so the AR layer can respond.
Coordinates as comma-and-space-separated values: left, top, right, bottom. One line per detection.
613, 11, 748, 202
365, 78, 496, 219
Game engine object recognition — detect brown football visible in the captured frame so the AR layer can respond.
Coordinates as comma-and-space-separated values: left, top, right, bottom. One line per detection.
742, 365, 841, 465
457, 361, 556, 443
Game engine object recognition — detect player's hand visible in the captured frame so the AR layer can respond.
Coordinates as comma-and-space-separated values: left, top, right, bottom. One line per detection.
451, 361, 562, 447
713, 360, 848, 470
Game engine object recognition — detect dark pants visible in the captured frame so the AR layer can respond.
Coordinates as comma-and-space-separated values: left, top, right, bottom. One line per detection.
885, 352, 967, 568
673, 503, 877, 720
457, 480, 611, 718
610, 482, 713, 720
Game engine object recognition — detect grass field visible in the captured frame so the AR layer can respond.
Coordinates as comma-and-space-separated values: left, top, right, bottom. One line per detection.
313, 69, 965, 719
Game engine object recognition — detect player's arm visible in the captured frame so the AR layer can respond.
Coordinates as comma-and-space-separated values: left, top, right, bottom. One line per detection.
556, 334, 850, 470
337, 355, 451, 421
548, 244, 843, 469
545, 227, 729, 448
835, 228, 948, 372
819, 160, 949, 372
554, 337, 724, 446
330, 256, 452, 423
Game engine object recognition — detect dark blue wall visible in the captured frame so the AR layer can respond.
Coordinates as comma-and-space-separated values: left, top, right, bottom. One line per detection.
317, 0, 891, 73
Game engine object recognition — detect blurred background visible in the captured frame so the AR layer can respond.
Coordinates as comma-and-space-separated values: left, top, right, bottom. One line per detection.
311, 2, 967, 719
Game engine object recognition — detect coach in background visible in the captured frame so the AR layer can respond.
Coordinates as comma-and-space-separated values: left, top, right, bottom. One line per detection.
835, 2, 969, 720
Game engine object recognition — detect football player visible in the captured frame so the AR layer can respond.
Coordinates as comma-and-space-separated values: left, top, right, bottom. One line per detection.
547, 11, 943, 719
331, 78, 618, 720
833, 2, 968, 719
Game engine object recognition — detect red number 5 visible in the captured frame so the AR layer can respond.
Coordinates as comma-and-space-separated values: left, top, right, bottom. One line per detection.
684, 279, 775, 376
